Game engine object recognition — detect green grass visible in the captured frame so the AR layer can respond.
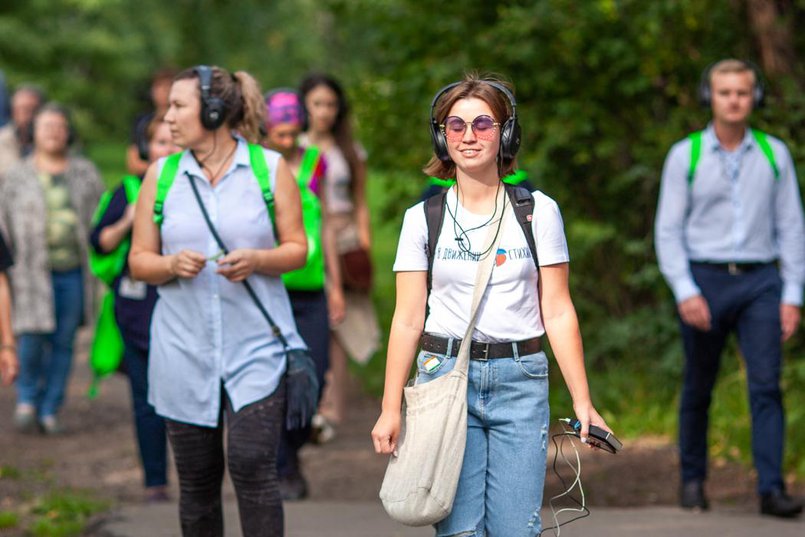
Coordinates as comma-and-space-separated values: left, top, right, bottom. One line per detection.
0, 465, 22, 480
29, 490, 109, 537
0, 511, 19, 530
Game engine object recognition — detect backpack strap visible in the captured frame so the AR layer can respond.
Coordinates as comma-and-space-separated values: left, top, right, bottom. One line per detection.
504, 183, 539, 269
298, 146, 321, 187
688, 129, 780, 185
247, 143, 277, 237
424, 189, 448, 297
751, 129, 780, 180
153, 152, 183, 226
687, 131, 703, 185
121, 175, 142, 203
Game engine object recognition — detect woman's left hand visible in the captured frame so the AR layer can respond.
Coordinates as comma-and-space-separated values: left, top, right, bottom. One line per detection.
0, 347, 19, 386
217, 249, 259, 282
572, 401, 613, 450
327, 286, 346, 326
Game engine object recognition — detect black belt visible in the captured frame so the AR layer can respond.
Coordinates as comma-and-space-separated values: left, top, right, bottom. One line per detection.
420, 333, 543, 360
690, 261, 773, 276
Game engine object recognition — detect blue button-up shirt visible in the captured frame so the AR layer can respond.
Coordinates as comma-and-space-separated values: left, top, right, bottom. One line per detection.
655, 125, 805, 306
148, 139, 306, 426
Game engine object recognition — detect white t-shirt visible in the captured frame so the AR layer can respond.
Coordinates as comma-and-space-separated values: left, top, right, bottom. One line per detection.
393, 188, 570, 342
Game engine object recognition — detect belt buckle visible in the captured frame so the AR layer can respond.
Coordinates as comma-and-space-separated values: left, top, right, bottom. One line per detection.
728, 262, 739, 276
478, 342, 491, 361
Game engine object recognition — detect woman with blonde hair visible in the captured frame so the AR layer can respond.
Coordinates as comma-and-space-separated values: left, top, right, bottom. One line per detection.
130, 65, 307, 536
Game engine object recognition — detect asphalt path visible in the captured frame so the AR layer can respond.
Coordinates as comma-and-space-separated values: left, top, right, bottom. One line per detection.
98, 499, 804, 536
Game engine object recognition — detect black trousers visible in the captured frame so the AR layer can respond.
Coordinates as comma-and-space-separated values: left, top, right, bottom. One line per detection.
166, 383, 285, 537
679, 264, 784, 495
279, 290, 330, 477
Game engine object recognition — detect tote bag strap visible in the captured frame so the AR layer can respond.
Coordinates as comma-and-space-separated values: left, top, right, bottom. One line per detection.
454, 186, 510, 374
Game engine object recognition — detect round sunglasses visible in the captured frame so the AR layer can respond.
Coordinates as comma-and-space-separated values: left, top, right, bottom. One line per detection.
440, 115, 501, 142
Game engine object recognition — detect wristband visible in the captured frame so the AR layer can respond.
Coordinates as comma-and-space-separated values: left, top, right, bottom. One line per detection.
0, 343, 16, 351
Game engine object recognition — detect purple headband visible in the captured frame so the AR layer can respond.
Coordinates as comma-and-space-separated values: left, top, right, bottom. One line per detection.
265, 91, 303, 129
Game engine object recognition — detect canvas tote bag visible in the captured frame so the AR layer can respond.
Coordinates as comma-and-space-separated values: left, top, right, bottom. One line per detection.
380, 189, 509, 526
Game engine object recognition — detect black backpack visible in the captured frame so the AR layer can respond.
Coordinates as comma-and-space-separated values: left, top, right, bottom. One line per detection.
424, 183, 540, 296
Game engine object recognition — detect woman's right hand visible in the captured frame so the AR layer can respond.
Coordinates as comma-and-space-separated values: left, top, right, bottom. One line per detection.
169, 250, 206, 279
371, 410, 402, 456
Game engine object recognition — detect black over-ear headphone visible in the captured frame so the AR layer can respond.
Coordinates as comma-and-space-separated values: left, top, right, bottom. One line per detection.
193, 65, 227, 130
698, 60, 766, 109
429, 80, 521, 164
134, 113, 152, 161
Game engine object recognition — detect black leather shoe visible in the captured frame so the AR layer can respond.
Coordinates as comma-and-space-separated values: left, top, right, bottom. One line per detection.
760, 490, 803, 518
680, 480, 709, 510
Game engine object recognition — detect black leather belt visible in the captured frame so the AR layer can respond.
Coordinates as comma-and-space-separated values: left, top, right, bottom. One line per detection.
420, 333, 543, 360
690, 261, 773, 276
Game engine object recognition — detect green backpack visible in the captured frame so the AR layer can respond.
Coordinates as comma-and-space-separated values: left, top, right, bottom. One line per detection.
87, 175, 141, 399
88, 175, 142, 285
154, 144, 326, 290
282, 146, 325, 291
687, 129, 779, 184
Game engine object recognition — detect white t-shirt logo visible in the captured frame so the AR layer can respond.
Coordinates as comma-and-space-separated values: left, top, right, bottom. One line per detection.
495, 248, 507, 266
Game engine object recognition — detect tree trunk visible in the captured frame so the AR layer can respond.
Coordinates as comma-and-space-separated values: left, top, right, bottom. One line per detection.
745, 0, 797, 78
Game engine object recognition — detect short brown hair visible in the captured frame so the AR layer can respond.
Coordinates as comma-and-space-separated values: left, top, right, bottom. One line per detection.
423, 74, 517, 179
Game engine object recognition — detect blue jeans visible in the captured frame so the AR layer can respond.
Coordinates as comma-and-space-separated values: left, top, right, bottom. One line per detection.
123, 344, 168, 488
414, 344, 550, 537
679, 263, 785, 495
16, 269, 84, 418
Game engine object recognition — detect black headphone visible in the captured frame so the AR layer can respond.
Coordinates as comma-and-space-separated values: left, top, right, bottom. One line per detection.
193, 65, 227, 130
134, 113, 152, 161
429, 80, 521, 164
698, 60, 766, 109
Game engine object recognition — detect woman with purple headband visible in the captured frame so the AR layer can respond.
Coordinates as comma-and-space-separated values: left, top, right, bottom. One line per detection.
263, 89, 345, 500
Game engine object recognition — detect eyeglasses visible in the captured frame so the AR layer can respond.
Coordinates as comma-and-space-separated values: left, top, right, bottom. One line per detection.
440, 115, 500, 142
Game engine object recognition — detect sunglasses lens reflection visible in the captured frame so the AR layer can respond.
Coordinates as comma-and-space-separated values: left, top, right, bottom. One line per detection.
443, 115, 498, 142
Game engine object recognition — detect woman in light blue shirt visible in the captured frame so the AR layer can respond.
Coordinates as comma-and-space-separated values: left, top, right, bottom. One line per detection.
130, 65, 306, 537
